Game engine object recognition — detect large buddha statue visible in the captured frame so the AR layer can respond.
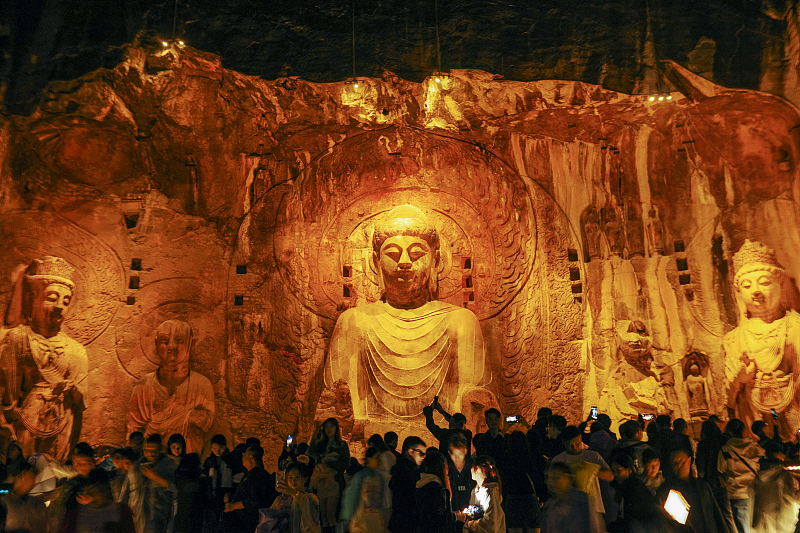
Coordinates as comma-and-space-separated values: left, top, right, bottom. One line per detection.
324, 205, 488, 420
724, 240, 800, 438
0, 256, 87, 461
128, 319, 215, 453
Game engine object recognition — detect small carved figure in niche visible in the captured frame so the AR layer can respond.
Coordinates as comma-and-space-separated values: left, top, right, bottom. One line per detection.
584, 209, 603, 260
625, 201, 645, 258
314, 379, 354, 436
652, 362, 680, 417
645, 206, 665, 256
684, 356, 713, 418
128, 320, 215, 454
724, 240, 800, 438
0, 257, 87, 461
323, 204, 493, 421
604, 208, 624, 257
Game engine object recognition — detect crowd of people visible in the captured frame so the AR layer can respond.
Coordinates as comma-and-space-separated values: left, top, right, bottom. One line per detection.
0, 401, 798, 533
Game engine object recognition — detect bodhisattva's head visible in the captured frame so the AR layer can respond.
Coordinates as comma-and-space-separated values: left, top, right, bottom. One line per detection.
733, 240, 786, 320
21, 257, 76, 339
155, 320, 194, 380
372, 204, 440, 308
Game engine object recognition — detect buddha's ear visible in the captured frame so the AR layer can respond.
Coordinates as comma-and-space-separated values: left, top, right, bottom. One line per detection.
372, 251, 385, 296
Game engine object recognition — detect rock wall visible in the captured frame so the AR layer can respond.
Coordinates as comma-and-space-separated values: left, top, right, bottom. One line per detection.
0, 42, 798, 460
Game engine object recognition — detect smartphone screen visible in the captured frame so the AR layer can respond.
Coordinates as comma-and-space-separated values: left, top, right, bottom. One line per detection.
590, 406, 598, 420
772, 409, 779, 420
286, 435, 293, 446
505, 415, 519, 423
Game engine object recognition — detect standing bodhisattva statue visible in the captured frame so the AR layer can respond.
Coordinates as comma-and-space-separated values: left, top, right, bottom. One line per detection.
0, 256, 87, 461
324, 204, 489, 420
725, 240, 800, 437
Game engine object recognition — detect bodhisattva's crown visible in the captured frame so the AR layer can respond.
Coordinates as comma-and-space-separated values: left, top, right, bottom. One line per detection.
732, 240, 784, 285
24, 256, 76, 290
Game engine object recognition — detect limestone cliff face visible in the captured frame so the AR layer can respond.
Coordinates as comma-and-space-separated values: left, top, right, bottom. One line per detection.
0, 42, 798, 458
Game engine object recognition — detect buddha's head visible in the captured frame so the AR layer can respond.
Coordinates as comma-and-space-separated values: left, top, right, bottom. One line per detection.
21, 256, 76, 338
372, 204, 440, 307
155, 320, 194, 380
617, 320, 653, 374
733, 240, 786, 319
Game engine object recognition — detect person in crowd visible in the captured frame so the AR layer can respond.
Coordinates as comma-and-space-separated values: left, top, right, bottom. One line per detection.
1, 460, 46, 533
110, 447, 136, 500
221, 444, 275, 533
499, 431, 541, 533
657, 447, 734, 533
174, 452, 203, 533
615, 420, 651, 476
552, 425, 612, 533
446, 434, 475, 526
339, 447, 390, 533
695, 418, 734, 526
270, 461, 321, 533
722, 419, 762, 533
384, 431, 401, 459
118, 433, 178, 533
586, 422, 616, 465
48, 442, 97, 531
167, 433, 187, 464
423, 396, 473, 453
751, 421, 773, 449
526, 408, 551, 501
309, 454, 341, 533
543, 416, 567, 460
541, 462, 591, 533
389, 436, 426, 533
751, 439, 800, 533
308, 419, 349, 499
473, 409, 505, 459
415, 449, 455, 533
639, 447, 664, 495
607, 452, 668, 532
4, 441, 25, 481
454, 455, 505, 533
366, 434, 395, 477
128, 431, 145, 460
57, 467, 136, 533
203, 433, 235, 532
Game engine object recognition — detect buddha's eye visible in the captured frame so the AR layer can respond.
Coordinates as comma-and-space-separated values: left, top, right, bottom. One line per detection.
384, 250, 401, 262
740, 280, 752, 290
408, 250, 427, 262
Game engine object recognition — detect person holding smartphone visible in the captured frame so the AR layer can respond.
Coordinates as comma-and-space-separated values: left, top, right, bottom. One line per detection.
454, 456, 505, 533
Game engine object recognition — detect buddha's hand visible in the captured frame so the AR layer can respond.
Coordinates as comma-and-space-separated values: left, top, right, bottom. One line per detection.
736, 360, 756, 387
52, 380, 77, 397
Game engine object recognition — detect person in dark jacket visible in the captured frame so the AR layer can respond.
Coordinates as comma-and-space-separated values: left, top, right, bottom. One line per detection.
57, 467, 137, 533
499, 431, 541, 533
446, 435, 475, 531
174, 452, 204, 533
607, 452, 671, 533
415, 449, 455, 533
221, 445, 277, 533
423, 397, 473, 454
389, 436, 426, 533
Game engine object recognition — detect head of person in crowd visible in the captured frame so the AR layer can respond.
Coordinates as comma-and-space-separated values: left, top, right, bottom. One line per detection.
484, 408, 502, 433
143, 433, 163, 464
167, 433, 186, 457
286, 461, 309, 492
402, 436, 427, 466
725, 418, 746, 439
450, 413, 467, 431
364, 446, 381, 469
76, 468, 114, 509
346, 456, 363, 477
367, 434, 388, 453
384, 431, 398, 451
700, 418, 723, 442
73, 442, 95, 477
610, 453, 635, 483
447, 435, 469, 467
471, 455, 501, 490
245, 437, 261, 448
506, 430, 530, 459
112, 447, 136, 474
645, 420, 659, 442
243, 444, 264, 471
546, 462, 575, 498
422, 449, 451, 492
596, 414, 612, 431
751, 421, 767, 440
319, 417, 342, 445
619, 420, 643, 441
210, 434, 227, 457
655, 415, 672, 430
561, 426, 584, 455
669, 448, 693, 481
128, 431, 144, 452
673, 418, 688, 435
547, 415, 567, 439
11, 461, 37, 497
6, 441, 22, 463
537, 407, 553, 422
642, 448, 661, 480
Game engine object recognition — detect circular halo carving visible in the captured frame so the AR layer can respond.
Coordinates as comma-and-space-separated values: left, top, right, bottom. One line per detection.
281, 126, 536, 320
0, 210, 125, 345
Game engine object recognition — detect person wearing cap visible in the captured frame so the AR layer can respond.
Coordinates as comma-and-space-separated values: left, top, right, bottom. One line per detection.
0, 256, 88, 462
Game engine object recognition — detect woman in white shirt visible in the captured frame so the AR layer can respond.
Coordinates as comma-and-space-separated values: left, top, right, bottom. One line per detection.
454, 455, 506, 533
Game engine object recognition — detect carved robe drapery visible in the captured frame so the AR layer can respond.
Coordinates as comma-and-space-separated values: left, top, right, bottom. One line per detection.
325, 300, 485, 419
127, 370, 215, 454
0, 325, 87, 461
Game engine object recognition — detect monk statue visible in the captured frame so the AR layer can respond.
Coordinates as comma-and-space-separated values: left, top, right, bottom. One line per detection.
724, 240, 800, 438
0, 256, 87, 461
128, 320, 215, 453
323, 204, 489, 420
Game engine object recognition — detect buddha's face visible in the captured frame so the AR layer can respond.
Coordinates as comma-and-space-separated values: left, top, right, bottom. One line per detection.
30, 282, 72, 337
156, 322, 192, 375
377, 235, 438, 300
738, 270, 782, 317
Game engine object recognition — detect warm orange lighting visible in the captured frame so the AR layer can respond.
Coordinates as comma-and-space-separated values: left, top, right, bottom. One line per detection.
162, 41, 169, 47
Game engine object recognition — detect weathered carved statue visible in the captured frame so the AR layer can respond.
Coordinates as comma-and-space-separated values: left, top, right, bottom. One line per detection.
685, 362, 712, 418
324, 204, 489, 420
724, 240, 800, 438
128, 319, 215, 453
604, 208, 624, 257
645, 206, 665, 256
584, 209, 603, 260
0, 257, 87, 461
